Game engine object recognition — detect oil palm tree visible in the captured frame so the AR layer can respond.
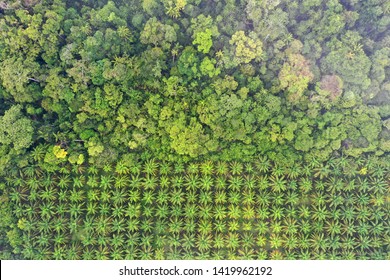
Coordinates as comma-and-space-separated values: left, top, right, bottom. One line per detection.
230, 161, 243, 175
285, 190, 299, 206
110, 248, 124, 260
341, 192, 356, 208
369, 176, 388, 194
183, 189, 195, 203
213, 205, 226, 220
312, 191, 326, 206
186, 162, 198, 174
128, 188, 140, 204
168, 217, 183, 234
181, 233, 195, 251
127, 175, 141, 189
142, 190, 154, 205
272, 164, 285, 177
87, 165, 99, 175
52, 246, 66, 260
184, 203, 198, 219
313, 164, 331, 179
356, 220, 371, 236
157, 176, 169, 189
214, 220, 226, 233
170, 188, 185, 205
255, 156, 271, 174
155, 204, 169, 219
143, 159, 159, 175
227, 204, 241, 219
272, 193, 285, 205
325, 220, 341, 237
69, 188, 85, 203
299, 177, 312, 193
86, 175, 99, 188
228, 176, 242, 191
269, 175, 286, 193
242, 205, 255, 220
198, 204, 213, 220
52, 216, 67, 234
58, 175, 71, 189
214, 190, 227, 204
170, 204, 182, 217
328, 192, 344, 208
199, 190, 212, 205
100, 189, 111, 203
270, 206, 284, 220
256, 175, 269, 190
111, 205, 125, 219
184, 174, 198, 190
125, 232, 139, 248
196, 233, 213, 253
156, 189, 169, 204
69, 202, 84, 219
227, 219, 239, 232
113, 175, 128, 189
243, 162, 253, 174
328, 236, 341, 252
140, 218, 154, 233
9, 188, 25, 204
31, 144, 47, 163
40, 202, 55, 219
37, 218, 52, 234
287, 164, 302, 179
26, 176, 40, 190
102, 163, 112, 173
28, 189, 39, 202
130, 162, 142, 175
200, 161, 213, 176
225, 232, 240, 250
115, 160, 129, 175
215, 161, 228, 176
198, 219, 212, 235
213, 176, 226, 190
171, 175, 184, 188
269, 233, 284, 249
127, 218, 139, 232
95, 246, 110, 260
242, 190, 255, 205
199, 175, 213, 190
243, 175, 256, 190
111, 188, 127, 205
72, 175, 85, 188
310, 233, 329, 251
228, 190, 241, 205
159, 161, 171, 175
183, 218, 196, 233
257, 191, 271, 208
99, 174, 114, 189
213, 233, 225, 249
143, 175, 157, 190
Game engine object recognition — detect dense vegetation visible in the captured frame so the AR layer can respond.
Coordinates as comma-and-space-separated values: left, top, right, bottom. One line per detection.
0, 0, 389, 259
1, 157, 389, 259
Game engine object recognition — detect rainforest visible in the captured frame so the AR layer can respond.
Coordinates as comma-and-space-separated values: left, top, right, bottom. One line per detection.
0, 0, 389, 260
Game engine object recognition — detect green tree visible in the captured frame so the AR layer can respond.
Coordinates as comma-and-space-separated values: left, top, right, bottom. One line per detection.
140, 17, 177, 50
193, 29, 213, 54
0, 105, 34, 152
279, 53, 314, 103
227, 31, 263, 66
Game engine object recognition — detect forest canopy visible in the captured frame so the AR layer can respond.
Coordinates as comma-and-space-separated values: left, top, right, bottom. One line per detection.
0, 0, 389, 169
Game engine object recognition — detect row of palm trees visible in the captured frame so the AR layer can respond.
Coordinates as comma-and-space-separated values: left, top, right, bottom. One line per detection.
2, 155, 388, 260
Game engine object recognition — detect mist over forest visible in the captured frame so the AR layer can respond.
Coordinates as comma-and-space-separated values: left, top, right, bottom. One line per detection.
0, 0, 389, 260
